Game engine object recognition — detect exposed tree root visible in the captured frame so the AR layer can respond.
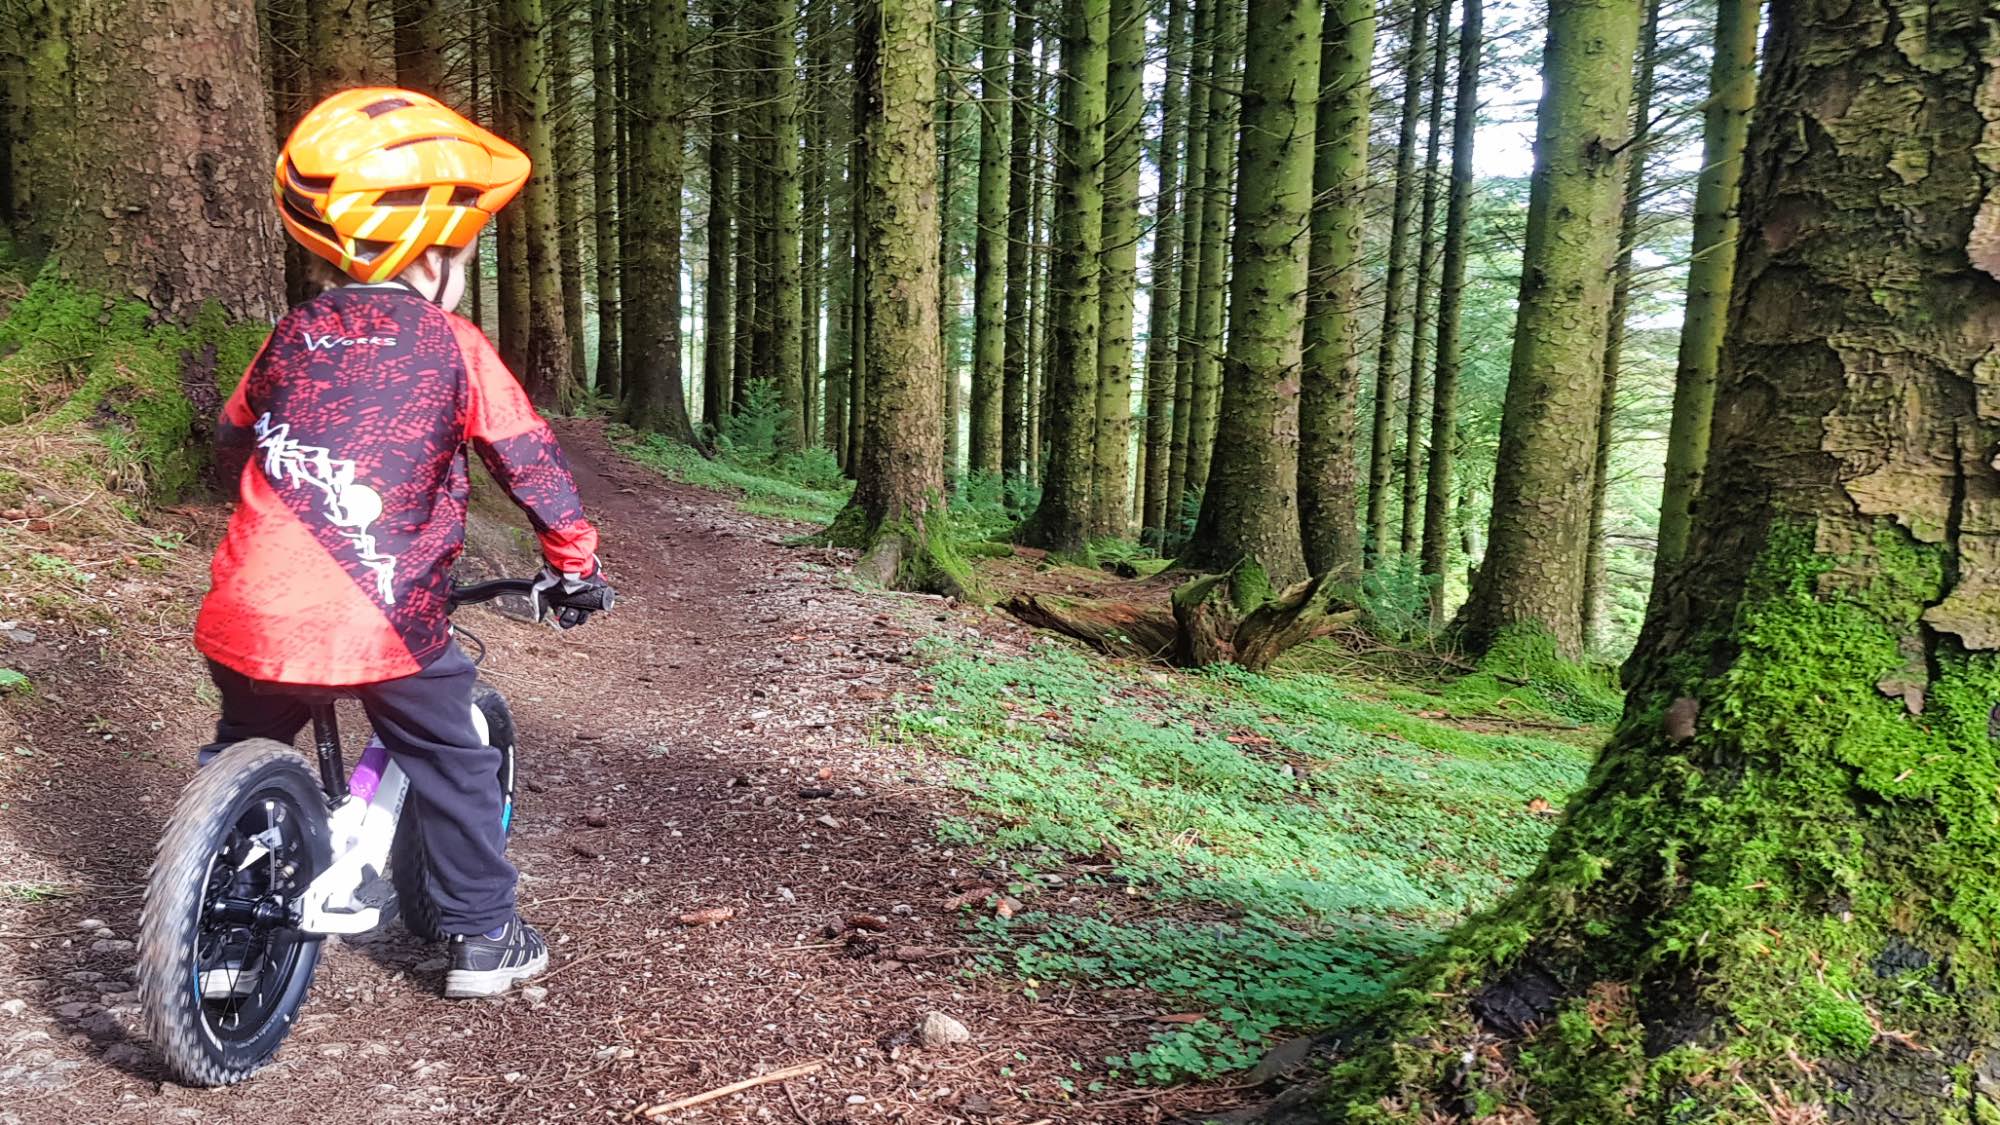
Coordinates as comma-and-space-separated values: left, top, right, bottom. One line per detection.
1004, 569, 1357, 670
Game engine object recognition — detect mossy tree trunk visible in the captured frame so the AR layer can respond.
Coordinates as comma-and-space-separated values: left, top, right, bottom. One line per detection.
1651, 0, 1757, 578
1363, 0, 1429, 568
937, 0, 967, 480
1297, 0, 1372, 582
1180, 0, 1240, 510
968, 0, 1010, 477
999, 0, 1037, 484
1178, 0, 1317, 589
1164, 0, 1214, 533
1581, 0, 1659, 652
1139, 0, 1186, 538
1089, 0, 1143, 537
1324, 5, 2000, 1120
1417, 0, 1479, 626
591, 0, 623, 396
833, 0, 958, 594
1017, 0, 1109, 557
1453, 0, 1642, 659
1400, 0, 1448, 559
26, 0, 284, 323
621, 0, 698, 442
703, 5, 736, 434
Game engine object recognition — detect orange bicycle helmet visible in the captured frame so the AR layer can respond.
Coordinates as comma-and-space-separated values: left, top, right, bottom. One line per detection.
276, 88, 530, 284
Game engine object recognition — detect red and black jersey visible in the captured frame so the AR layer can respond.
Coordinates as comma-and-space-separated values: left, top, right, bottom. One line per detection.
195, 285, 600, 686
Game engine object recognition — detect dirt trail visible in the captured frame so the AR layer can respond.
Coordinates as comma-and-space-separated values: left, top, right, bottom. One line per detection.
0, 422, 1238, 1124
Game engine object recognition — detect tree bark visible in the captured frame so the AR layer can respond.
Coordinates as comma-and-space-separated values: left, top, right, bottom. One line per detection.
1089, 0, 1143, 536
937, 0, 965, 479
833, 0, 953, 591
551, 4, 589, 396
308, 0, 380, 94
764, 0, 806, 448
824, 7, 855, 462
592, 0, 623, 396
1652, 0, 1757, 577
492, 3, 529, 374
1139, 0, 1187, 538
1164, 0, 1215, 535
29, 0, 284, 323
1581, 0, 1659, 651
1327, 4, 2000, 1118
801, 0, 829, 445
1017, 0, 1110, 556
999, 0, 1037, 484
1418, 0, 1480, 625
1401, 0, 1448, 558
1363, 0, 1429, 566
968, 0, 1011, 477
621, 0, 698, 442
1454, 0, 1643, 659
1297, 0, 1372, 581
703, 9, 736, 435
392, 0, 446, 99
1181, 0, 1240, 509
1178, 0, 1317, 589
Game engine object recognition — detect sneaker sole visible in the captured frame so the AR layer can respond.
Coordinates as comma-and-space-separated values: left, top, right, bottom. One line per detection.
441, 948, 550, 999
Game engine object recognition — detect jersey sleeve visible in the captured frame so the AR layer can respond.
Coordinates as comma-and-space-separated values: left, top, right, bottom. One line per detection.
449, 316, 601, 573
213, 334, 272, 488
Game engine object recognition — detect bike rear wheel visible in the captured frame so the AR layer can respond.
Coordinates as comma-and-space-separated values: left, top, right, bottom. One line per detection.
390, 681, 517, 943
138, 739, 331, 1086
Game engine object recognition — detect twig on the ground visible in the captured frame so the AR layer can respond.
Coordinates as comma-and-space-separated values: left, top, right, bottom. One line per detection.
638, 1060, 825, 1118
783, 1076, 816, 1124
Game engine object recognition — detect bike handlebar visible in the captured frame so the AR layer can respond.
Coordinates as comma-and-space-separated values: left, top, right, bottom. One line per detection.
447, 577, 616, 614
448, 578, 537, 610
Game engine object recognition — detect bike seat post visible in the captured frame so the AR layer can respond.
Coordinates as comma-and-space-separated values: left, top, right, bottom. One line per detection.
309, 703, 346, 799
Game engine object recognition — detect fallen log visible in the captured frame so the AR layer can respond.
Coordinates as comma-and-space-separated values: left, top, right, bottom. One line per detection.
1000, 593, 1180, 660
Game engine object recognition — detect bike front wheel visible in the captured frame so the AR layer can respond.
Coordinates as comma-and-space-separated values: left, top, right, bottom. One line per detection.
138, 739, 331, 1086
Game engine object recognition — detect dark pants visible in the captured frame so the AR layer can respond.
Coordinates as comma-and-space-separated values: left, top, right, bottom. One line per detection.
201, 643, 517, 935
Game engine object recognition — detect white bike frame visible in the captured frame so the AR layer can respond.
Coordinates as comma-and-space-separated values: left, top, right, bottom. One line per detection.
291, 704, 490, 935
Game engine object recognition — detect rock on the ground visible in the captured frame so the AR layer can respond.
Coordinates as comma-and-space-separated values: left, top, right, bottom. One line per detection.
101, 1043, 148, 1069
520, 986, 549, 1006
915, 1012, 970, 1049
0, 999, 25, 1018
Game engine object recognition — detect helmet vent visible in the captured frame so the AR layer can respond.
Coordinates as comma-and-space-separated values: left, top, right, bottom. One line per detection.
362, 97, 414, 118
374, 187, 430, 207
285, 164, 334, 194
385, 134, 458, 151
448, 186, 482, 207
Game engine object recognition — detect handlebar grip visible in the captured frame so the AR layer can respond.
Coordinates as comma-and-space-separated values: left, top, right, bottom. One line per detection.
555, 586, 615, 613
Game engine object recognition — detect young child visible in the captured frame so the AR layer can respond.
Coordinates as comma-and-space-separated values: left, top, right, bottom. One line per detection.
193, 88, 611, 998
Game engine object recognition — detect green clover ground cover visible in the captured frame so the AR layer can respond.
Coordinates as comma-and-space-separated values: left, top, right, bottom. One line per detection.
903, 640, 1598, 1084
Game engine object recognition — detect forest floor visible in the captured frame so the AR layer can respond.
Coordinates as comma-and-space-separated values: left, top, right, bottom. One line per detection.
0, 420, 1602, 1124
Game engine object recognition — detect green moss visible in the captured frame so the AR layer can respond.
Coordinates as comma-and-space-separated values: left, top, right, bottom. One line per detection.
1444, 624, 1624, 724
1323, 522, 2000, 1123
0, 274, 270, 503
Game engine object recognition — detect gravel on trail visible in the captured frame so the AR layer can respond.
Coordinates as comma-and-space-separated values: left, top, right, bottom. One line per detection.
0, 420, 1251, 1124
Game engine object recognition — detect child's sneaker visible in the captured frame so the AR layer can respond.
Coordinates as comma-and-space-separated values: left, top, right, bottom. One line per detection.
443, 917, 549, 998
